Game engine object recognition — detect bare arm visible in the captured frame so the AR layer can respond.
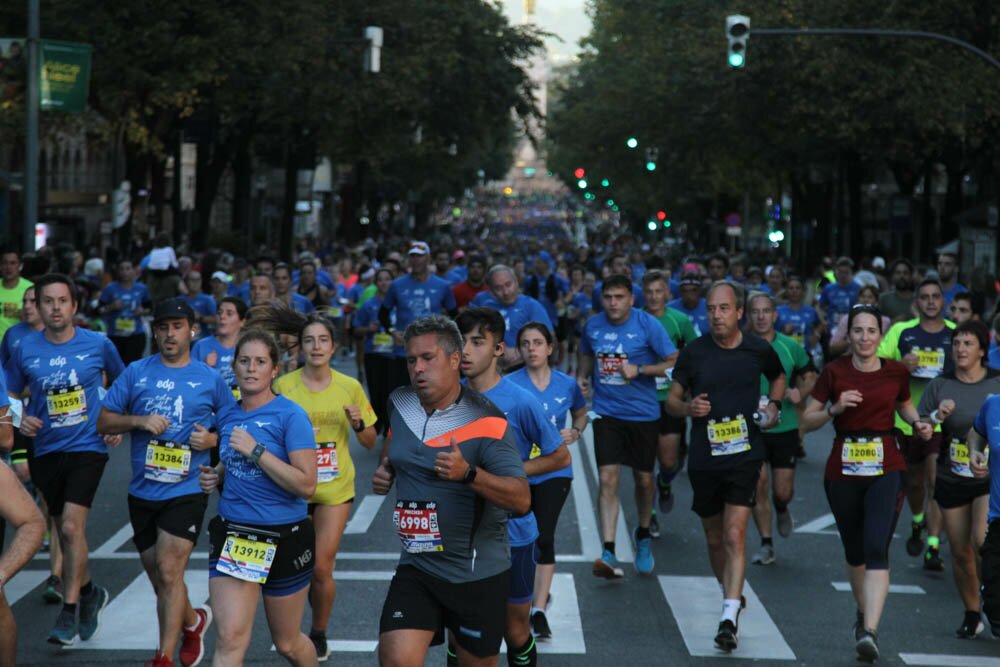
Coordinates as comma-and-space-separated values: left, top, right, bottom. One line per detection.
258, 448, 317, 499
0, 406, 11, 453
801, 396, 831, 433
0, 462, 45, 589
468, 470, 530, 515
576, 353, 594, 397
97, 407, 169, 436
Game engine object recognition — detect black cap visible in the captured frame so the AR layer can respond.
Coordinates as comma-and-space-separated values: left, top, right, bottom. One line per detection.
152, 298, 196, 324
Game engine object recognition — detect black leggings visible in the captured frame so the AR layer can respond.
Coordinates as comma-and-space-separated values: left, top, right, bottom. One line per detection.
530, 478, 572, 565
364, 353, 395, 435
824, 471, 905, 570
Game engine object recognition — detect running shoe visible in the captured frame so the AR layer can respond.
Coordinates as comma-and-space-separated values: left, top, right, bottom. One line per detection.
956, 610, 984, 638
78, 584, 109, 641
309, 630, 330, 662
592, 549, 625, 579
634, 529, 655, 575
714, 619, 738, 652
657, 477, 674, 514
853, 609, 865, 642
750, 543, 775, 565
923, 545, 944, 571
179, 606, 213, 667
776, 508, 794, 538
531, 610, 552, 639
42, 574, 63, 604
855, 628, 879, 663
145, 652, 176, 667
47, 608, 77, 645
906, 520, 927, 556
649, 511, 661, 539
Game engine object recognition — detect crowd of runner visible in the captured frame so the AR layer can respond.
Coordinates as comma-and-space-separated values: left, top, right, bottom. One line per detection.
1, 193, 1000, 665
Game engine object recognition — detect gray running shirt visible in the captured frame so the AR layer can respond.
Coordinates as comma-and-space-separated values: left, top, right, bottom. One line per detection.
919, 371, 1000, 483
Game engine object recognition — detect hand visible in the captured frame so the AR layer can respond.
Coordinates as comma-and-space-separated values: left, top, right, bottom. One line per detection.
391, 330, 405, 347
372, 456, 395, 495
190, 424, 217, 451
559, 428, 579, 446
902, 353, 919, 374
937, 399, 956, 421
343, 405, 362, 431
103, 433, 122, 448
913, 420, 933, 441
620, 363, 639, 381
688, 393, 711, 418
205, 350, 218, 368
785, 388, 802, 405
199, 464, 220, 494
140, 414, 170, 435
576, 376, 591, 398
434, 437, 469, 482
760, 403, 780, 429
229, 428, 256, 458
19, 415, 42, 438
971, 450, 989, 478
833, 389, 863, 415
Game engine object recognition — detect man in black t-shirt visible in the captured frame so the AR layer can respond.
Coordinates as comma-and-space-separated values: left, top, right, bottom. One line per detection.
667, 281, 785, 653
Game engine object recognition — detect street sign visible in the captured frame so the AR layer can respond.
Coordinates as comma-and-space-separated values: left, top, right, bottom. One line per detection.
725, 226, 742, 237
725, 212, 741, 226
39, 40, 91, 112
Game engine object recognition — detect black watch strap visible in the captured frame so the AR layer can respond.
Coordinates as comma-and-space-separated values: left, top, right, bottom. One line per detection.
353, 419, 366, 433
462, 465, 478, 485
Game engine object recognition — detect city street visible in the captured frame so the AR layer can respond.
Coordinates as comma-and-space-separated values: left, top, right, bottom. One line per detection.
6, 360, 1000, 665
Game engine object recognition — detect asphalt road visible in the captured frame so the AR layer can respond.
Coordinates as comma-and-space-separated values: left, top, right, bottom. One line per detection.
7, 356, 1000, 666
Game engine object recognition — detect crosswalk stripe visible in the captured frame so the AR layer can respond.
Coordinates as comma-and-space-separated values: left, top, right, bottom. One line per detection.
91, 523, 135, 556
581, 423, 634, 562
569, 440, 601, 561
831, 581, 925, 595
900, 654, 1000, 666
5, 570, 50, 605
344, 495, 385, 534
659, 575, 796, 660
67, 571, 210, 651
796, 512, 839, 535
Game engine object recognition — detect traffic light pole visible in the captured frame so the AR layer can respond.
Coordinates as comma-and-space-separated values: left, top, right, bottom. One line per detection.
751, 28, 1000, 71
23, 0, 39, 254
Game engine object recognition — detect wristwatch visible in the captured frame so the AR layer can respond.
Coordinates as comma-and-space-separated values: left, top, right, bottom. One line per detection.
249, 443, 266, 464
462, 465, 478, 485
353, 419, 366, 433
636, 364, 644, 376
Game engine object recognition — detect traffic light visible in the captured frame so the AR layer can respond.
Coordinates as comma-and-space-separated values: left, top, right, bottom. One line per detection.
656, 210, 667, 221
626, 137, 639, 149
645, 147, 658, 172
726, 15, 750, 68
601, 179, 610, 187
577, 179, 588, 189
646, 220, 657, 231
574, 167, 586, 179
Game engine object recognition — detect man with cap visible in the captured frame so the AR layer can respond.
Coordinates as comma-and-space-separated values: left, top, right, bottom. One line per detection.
209, 271, 230, 305
379, 241, 458, 392
670, 273, 709, 336
98, 298, 237, 667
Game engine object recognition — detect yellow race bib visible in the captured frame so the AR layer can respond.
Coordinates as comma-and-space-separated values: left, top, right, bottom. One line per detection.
46, 385, 87, 428
144, 439, 191, 483
841, 438, 884, 476
707, 416, 750, 456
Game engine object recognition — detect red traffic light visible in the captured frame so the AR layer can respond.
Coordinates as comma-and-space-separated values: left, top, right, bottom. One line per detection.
574, 168, 586, 179
656, 210, 667, 221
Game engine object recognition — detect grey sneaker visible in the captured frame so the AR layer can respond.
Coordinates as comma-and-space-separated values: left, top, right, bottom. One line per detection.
777, 509, 794, 538
855, 628, 879, 663
751, 543, 775, 565
78, 585, 109, 641
47, 608, 77, 645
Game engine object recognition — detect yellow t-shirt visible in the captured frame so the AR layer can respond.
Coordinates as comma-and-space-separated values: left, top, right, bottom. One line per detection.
273, 368, 377, 506
0, 277, 32, 340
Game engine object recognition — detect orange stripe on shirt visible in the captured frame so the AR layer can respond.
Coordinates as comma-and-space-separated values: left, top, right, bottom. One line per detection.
423, 416, 508, 448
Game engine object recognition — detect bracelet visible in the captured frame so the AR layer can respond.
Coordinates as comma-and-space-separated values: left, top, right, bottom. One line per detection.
826, 404, 837, 418
929, 410, 942, 425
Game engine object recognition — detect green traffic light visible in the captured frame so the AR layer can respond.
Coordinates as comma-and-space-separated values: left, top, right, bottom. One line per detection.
728, 52, 745, 67
626, 137, 638, 149
601, 179, 610, 187
577, 179, 588, 189
645, 161, 657, 172
606, 199, 614, 206
646, 220, 657, 231
663, 220, 671, 228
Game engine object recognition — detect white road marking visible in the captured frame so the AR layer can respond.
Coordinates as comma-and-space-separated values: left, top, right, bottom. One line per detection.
344, 495, 385, 534
5, 569, 50, 605
831, 581, 925, 595
900, 654, 1000, 666
796, 512, 839, 535
569, 439, 601, 561
580, 423, 634, 562
90, 523, 135, 556
502, 573, 586, 654
67, 571, 209, 650
659, 575, 796, 660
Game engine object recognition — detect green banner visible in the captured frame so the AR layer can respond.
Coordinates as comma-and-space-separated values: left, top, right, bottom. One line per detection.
39, 39, 91, 112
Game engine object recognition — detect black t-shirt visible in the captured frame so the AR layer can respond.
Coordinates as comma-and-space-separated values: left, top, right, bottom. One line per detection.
672, 333, 783, 471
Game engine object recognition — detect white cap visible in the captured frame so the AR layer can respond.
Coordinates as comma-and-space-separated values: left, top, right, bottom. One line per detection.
211, 271, 230, 283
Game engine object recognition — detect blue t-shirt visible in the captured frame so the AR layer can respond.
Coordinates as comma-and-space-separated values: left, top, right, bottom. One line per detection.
668, 298, 708, 337
216, 395, 316, 525
581, 309, 676, 421
525, 273, 569, 324
819, 282, 860, 322
0, 322, 38, 367
507, 368, 583, 484
470, 293, 554, 349
353, 295, 402, 356
381, 274, 457, 356
973, 395, 1000, 521
942, 282, 969, 309
988, 346, 1000, 372
6, 328, 125, 456
102, 356, 236, 501
289, 292, 315, 315
192, 336, 238, 391
292, 268, 336, 291
569, 291, 592, 333
776, 304, 820, 348
591, 282, 645, 314
99, 281, 151, 337
226, 281, 251, 303
181, 293, 217, 338
347, 282, 366, 305
446, 267, 467, 285
482, 377, 563, 547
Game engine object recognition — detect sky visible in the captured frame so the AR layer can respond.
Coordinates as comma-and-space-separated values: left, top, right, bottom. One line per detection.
500, 0, 591, 62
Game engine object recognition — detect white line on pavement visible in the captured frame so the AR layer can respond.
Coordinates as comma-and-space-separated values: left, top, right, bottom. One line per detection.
503, 573, 586, 654
900, 654, 1000, 666
831, 581, 925, 595
5, 570, 50, 605
796, 512, 839, 535
569, 439, 601, 561
344, 495, 386, 534
659, 575, 796, 660
91, 523, 134, 556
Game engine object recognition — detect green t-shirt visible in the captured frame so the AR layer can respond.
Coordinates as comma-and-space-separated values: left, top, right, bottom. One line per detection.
0, 276, 32, 340
761, 332, 813, 433
650, 307, 698, 400
358, 283, 377, 307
